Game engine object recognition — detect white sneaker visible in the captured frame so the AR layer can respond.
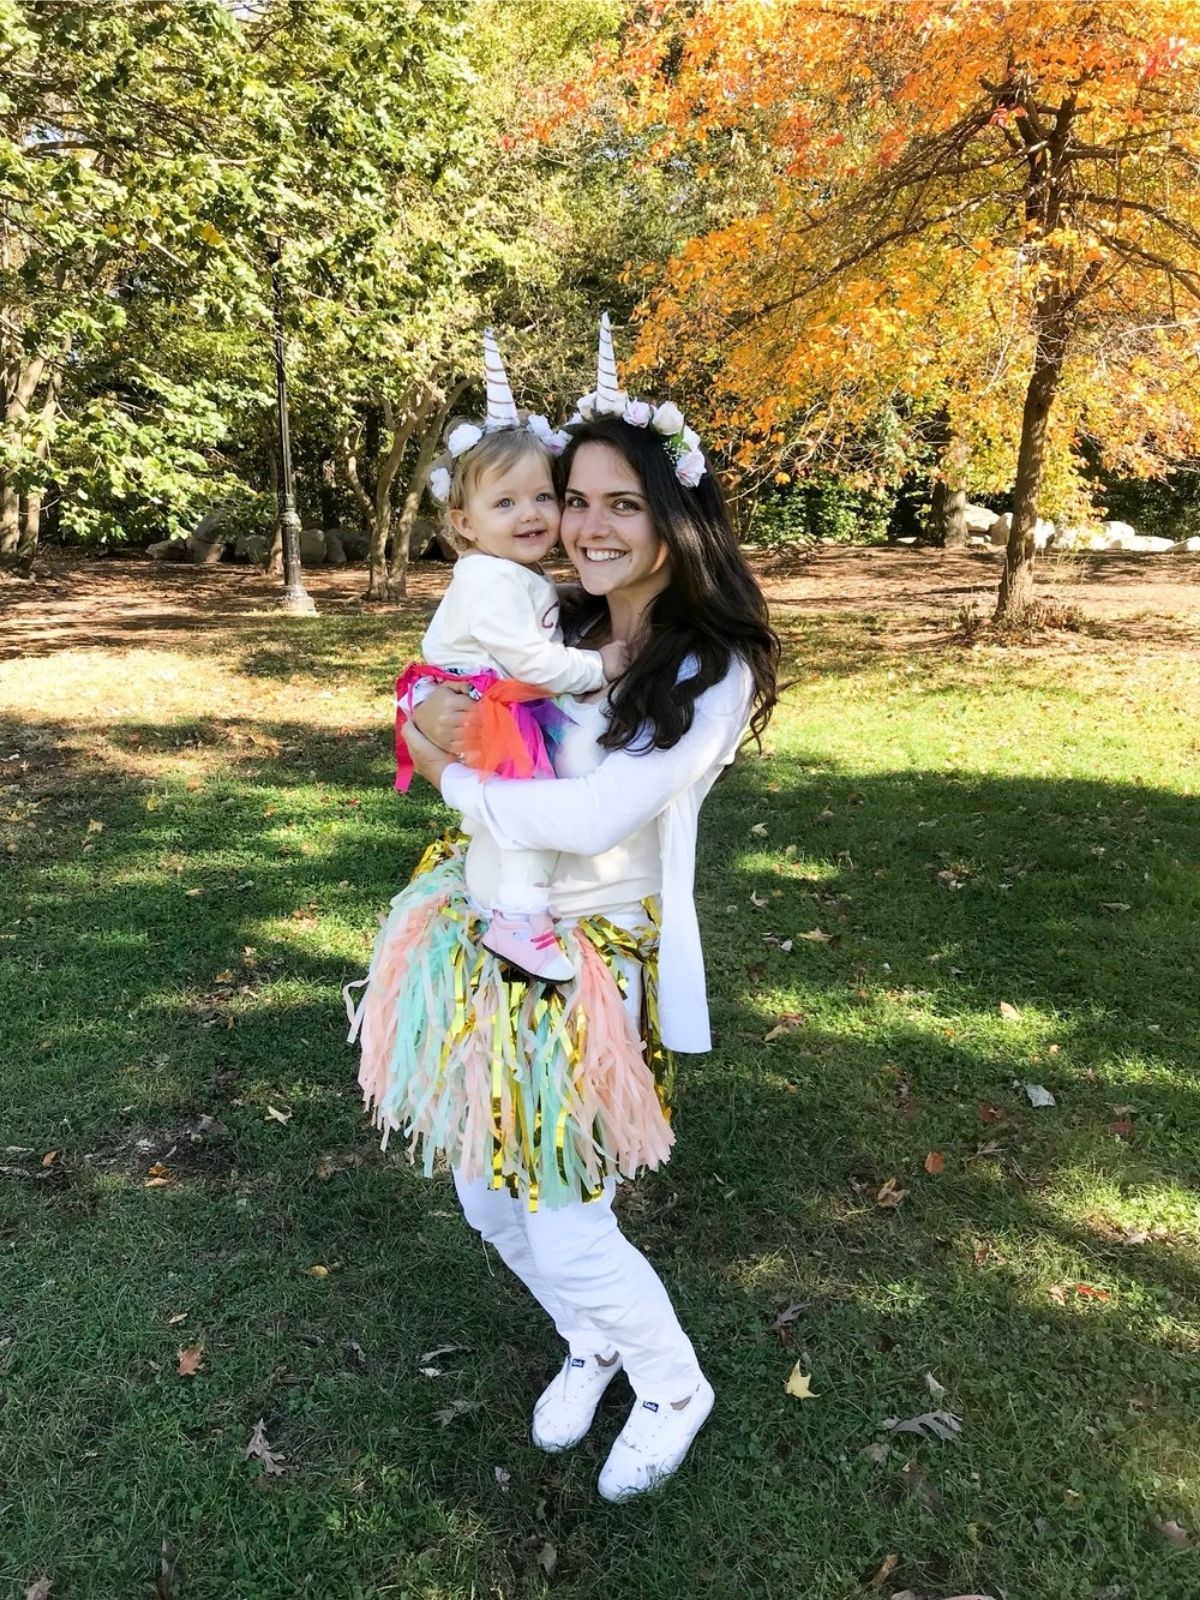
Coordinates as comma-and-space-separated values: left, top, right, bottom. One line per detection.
597, 1376, 715, 1503
531, 1352, 623, 1452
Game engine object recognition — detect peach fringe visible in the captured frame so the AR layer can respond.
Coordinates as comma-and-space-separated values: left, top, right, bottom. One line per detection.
346, 844, 673, 1208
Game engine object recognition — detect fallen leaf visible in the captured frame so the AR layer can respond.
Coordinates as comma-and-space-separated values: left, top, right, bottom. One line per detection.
493, 1466, 510, 1489
924, 1151, 946, 1175
866, 1553, 899, 1589
889, 1592, 920, 1600
998, 1001, 1022, 1021
1153, 1518, 1190, 1548
977, 1104, 1003, 1124
419, 1367, 443, 1379
86, 818, 104, 834
1109, 1119, 1134, 1139
176, 1345, 204, 1377
880, 1409, 962, 1442
183, 887, 204, 897
343, 1339, 367, 1369
265, 1104, 292, 1125
875, 1177, 909, 1209
144, 1176, 171, 1188
925, 1370, 946, 1402
769, 1301, 810, 1333
538, 1541, 558, 1577
1100, 901, 1132, 914
24, 1582, 53, 1600
433, 1398, 482, 1426
418, 1343, 467, 1365
147, 1162, 170, 1178
245, 1417, 286, 1475
797, 927, 835, 943
153, 1536, 179, 1600
750, 890, 768, 909
750, 822, 768, 836
40, 1151, 57, 1167
1023, 1082, 1056, 1108
861, 1440, 891, 1465
308, 1265, 329, 1278
167, 1311, 188, 1326
785, 1363, 817, 1399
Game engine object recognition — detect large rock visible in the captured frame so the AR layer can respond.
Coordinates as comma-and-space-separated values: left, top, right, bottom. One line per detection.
147, 538, 190, 563
408, 515, 440, 559
986, 512, 1055, 549
331, 527, 369, 561
324, 528, 347, 567
299, 527, 327, 565
964, 502, 997, 533
1174, 535, 1200, 552
191, 533, 226, 565
987, 512, 1010, 546
233, 533, 269, 566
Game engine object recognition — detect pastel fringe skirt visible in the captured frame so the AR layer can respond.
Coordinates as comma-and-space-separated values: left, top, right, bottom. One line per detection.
347, 837, 675, 1210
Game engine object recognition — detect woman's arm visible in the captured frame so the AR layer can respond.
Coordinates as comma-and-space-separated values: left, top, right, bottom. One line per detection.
439, 664, 752, 855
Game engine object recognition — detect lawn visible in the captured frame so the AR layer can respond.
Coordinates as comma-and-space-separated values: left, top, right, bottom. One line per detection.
1, 555, 1198, 1600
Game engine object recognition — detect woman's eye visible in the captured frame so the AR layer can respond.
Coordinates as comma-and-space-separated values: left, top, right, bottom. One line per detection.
615, 499, 638, 512
565, 495, 586, 510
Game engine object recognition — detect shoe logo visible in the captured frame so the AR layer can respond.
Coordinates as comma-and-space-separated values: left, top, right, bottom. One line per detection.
570, 1358, 586, 1368
641, 1400, 659, 1413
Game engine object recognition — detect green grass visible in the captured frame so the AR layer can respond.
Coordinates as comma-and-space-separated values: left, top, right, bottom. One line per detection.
1, 593, 1198, 1600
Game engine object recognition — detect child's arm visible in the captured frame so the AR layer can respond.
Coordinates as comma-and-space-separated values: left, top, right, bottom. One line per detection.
454, 559, 608, 695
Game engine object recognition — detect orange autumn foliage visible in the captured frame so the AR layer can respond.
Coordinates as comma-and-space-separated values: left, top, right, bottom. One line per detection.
551, 1, 1200, 614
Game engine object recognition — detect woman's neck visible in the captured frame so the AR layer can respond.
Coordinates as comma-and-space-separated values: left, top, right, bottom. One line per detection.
605, 592, 655, 650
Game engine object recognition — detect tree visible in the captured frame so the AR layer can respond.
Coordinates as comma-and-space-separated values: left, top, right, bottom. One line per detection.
571, 1, 1200, 618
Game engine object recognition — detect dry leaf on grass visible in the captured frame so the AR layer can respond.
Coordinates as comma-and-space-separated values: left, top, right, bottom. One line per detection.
24, 1581, 53, 1600
784, 1363, 817, 1399
998, 1001, 1022, 1021
538, 1541, 558, 1577
153, 1536, 179, 1600
925, 1371, 946, 1402
176, 1345, 204, 1377
307, 1265, 329, 1278
899, 1458, 946, 1516
265, 1104, 292, 1125
865, 1553, 899, 1589
418, 1343, 467, 1365
880, 1409, 962, 1442
433, 1398, 482, 1426
797, 927, 836, 943
166, 1311, 188, 1326
40, 1151, 57, 1167
875, 1177, 909, 1208
924, 1151, 946, 1175
1023, 1082, 1056, 1108
750, 822, 768, 836
768, 1301, 810, 1333
1153, 1518, 1190, 1548
245, 1417, 286, 1475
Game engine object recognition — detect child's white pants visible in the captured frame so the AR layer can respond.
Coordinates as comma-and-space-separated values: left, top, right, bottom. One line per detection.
454, 1168, 703, 1401
493, 844, 557, 914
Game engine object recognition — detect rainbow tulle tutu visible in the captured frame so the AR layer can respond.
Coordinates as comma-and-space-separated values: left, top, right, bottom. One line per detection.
394, 663, 571, 793
346, 837, 675, 1209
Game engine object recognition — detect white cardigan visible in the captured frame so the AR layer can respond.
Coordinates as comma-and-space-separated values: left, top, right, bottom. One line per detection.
440, 659, 753, 1052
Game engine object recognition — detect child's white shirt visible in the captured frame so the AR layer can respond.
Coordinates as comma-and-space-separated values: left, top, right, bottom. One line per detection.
421, 553, 605, 695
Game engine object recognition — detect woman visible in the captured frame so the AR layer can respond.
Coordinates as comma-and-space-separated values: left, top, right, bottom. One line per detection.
361, 361, 777, 1501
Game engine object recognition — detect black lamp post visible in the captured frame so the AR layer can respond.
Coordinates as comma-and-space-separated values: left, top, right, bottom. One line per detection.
270, 244, 316, 615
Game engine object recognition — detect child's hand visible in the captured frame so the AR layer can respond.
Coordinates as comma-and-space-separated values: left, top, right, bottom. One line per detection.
599, 640, 631, 681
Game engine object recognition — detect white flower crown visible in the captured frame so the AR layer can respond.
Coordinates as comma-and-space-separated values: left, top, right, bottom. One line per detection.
566, 313, 708, 489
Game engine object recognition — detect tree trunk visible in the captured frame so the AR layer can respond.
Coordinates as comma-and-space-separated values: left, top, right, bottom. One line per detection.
389, 381, 464, 598
925, 425, 968, 547
0, 480, 18, 556
1, 352, 49, 556
995, 328, 1064, 621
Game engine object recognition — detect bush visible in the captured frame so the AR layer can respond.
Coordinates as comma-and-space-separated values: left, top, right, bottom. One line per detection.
745, 475, 895, 548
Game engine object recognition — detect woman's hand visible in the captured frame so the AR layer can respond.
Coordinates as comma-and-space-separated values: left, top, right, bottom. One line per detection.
401, 718, 455, 792
412, 682, 473, 756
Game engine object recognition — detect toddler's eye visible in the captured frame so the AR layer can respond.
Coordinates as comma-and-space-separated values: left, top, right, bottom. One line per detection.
496, 497, 513, 509
536, 492, 555, 503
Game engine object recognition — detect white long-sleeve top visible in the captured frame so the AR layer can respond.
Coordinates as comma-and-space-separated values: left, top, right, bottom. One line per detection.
421, 553, 606, 695
441, 658, 753, 1052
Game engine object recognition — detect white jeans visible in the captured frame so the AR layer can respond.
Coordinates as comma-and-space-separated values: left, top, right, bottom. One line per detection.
454, 1168, 703, 1401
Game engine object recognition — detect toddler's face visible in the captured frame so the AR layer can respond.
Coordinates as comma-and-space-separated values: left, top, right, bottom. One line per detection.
451, 455, 561, 567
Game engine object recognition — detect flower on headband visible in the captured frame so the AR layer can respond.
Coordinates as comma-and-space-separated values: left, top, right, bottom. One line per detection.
682, 425, 701, 453
575, 391, 598, 421
545, 429, 570, 455
652, 401, 685, 436
526, 413, 554, 443
675, 449, 706, 488
623, 399, 652, 428
447, 422, 483, 457
428, 464, 452, 503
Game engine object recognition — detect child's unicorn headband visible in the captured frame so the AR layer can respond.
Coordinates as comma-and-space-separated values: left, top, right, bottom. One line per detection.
568, 313, 707, 489
427, 330, 567, 504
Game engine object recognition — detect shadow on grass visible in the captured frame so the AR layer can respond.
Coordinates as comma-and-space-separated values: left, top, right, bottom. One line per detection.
1, 710, 1198, 1599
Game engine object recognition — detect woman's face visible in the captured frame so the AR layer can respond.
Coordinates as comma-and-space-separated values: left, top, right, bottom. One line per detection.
560, 442, 671, 606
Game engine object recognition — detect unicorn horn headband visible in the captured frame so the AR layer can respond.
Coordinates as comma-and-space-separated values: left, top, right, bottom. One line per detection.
570, 313, 707, 489
428, 329, 568, 503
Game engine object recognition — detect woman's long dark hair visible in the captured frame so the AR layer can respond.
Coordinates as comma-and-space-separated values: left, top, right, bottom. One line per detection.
557, 414, 779, 753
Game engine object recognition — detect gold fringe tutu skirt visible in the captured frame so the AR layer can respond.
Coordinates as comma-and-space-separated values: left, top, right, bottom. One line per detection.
346, 837, 675, 1209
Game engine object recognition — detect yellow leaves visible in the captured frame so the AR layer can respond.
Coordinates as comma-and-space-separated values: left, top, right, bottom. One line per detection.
785, 1363, 817, 1399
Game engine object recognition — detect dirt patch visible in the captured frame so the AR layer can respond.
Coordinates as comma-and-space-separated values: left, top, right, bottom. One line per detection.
3, 544, 1200, 659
